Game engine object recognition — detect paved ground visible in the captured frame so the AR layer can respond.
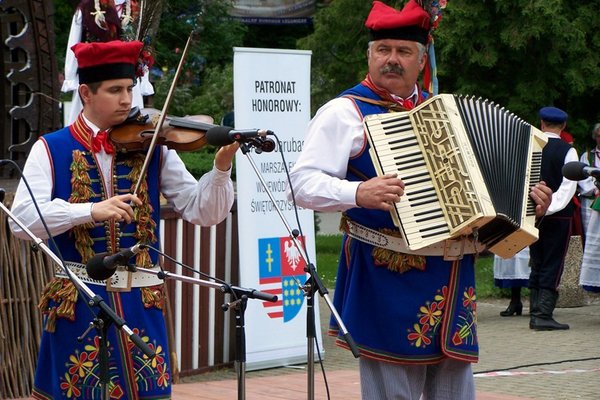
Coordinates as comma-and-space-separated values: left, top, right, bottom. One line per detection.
6, 207, 599, 399
10, 296, 598, 399
178, 295, 600, 400
170, 211, 600, 398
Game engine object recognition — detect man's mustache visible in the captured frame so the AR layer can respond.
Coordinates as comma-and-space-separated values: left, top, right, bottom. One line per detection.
380, 64, 404, 75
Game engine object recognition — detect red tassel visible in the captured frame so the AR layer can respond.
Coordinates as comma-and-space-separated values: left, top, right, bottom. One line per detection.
423, 61, 432, 95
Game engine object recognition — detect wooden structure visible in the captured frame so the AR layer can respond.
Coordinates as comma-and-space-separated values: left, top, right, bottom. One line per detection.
0, 0, 62, 176
0, 193, 54, 399
0, 2, 242, 397
0, 194, 240, 398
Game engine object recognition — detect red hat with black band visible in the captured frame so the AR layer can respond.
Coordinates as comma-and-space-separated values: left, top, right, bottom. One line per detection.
72, 40, 143, 84
365, 0, 431, 45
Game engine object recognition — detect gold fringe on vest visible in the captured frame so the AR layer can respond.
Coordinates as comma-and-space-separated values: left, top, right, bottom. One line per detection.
70, 150, 96, 263
38, 278, 79, 332
125, 154, 157, 267
141, 285, 165, 310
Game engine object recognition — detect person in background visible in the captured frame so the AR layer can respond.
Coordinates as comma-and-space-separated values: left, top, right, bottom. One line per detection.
577, 123, 600, 235
528, 106, 577, 331
287, 1, 552, 398
561, 127, 584, 240
62, 0, 154, 125
9, 40, 236, 399
578, 123, 600, 293
493, 248, 529, 316
493, 124, 578, 318
560, 128, 574, 145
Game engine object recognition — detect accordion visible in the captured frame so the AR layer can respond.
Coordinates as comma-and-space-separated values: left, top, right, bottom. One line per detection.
363, 94, 547, 259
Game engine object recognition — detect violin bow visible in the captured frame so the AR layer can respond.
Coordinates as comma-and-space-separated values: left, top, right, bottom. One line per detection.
131, 30, 195, 196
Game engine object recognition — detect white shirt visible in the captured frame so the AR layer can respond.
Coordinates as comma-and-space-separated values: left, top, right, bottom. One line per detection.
289, 83, 421, 212
288, 97, 364, 212
289, 96, 576, 218
543, 132, 578, 215
578, 148, 600, 196
9, 120, 234, 240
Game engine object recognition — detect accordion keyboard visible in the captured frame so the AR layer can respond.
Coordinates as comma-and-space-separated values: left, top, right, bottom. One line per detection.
366, 113, 451, 244
363, 94, 547, 257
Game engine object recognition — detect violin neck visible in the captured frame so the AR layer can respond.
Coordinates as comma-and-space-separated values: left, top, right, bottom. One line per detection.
169, 117, 216, 132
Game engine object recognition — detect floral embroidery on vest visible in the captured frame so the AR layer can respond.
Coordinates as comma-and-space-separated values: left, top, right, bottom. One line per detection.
67, 149, 156, 266
407, 285, 478, 349
141, 285, 165, 310
56, 326, 170, 398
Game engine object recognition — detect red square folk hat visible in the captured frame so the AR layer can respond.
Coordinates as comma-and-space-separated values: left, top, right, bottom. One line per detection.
72, 40, 143, 84
365, 0, 431, 44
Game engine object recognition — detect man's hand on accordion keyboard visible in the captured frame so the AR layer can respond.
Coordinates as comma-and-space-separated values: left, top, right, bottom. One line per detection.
530, 181, 553, 218
356, 173, 405, 211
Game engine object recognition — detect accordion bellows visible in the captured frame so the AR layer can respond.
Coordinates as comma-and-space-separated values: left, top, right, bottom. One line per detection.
364, 94, 547, 259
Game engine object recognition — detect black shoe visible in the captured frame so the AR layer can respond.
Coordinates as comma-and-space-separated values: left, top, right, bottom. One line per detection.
529, 316, 570, 330
529, 289, 570, 330
500, 301, 523, 317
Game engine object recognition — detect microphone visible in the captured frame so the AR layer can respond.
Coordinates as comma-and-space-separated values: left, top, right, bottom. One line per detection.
205, 126, 273, 146
254, 137, 276, 153
86, 242, 146, 280
562, 161, 600, 181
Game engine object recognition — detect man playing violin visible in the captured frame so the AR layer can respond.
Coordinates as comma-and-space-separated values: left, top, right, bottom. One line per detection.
9, 40, 237, 399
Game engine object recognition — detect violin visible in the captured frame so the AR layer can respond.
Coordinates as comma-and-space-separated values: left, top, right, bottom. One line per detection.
123, 32, 202, 196
109, 107, 217, 153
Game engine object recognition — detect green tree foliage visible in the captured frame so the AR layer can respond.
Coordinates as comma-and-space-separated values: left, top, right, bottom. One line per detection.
297, 0, 370, 112
52, 0, 600, 150
188, 63, 234, 124
436, 0, 600, 148
149, 0, 245, 115
53, 0, 77, 70
299, 0, 600, 148
153, 0, 246, 71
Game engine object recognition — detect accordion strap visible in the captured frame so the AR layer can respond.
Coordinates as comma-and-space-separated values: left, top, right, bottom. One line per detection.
343, 94, 409, 112
342, 217, 485, 260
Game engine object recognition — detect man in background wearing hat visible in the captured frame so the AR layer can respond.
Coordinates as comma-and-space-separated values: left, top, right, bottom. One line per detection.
288, 1, 551, 398
529, 106, 578, 331
9, 40, 237, 398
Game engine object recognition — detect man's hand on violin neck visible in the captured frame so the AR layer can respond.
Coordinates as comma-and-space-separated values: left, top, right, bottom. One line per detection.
91, 194, 142, 223
214, 143, 240, 172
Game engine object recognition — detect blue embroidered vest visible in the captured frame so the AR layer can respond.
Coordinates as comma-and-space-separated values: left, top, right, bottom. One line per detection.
42, 127, 162, 264
329, 83, 479, 364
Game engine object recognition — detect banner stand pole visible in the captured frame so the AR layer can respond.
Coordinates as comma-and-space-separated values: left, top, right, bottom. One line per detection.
238, 142, 360, 400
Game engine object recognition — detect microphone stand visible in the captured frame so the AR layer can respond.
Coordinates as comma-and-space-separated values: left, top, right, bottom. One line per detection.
238, 142, 360, 400
0, 196, 155, 400
132, 264, 277, 400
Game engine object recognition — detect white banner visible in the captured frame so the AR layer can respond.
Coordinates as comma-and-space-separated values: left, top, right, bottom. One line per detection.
233, 47, 321, 370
